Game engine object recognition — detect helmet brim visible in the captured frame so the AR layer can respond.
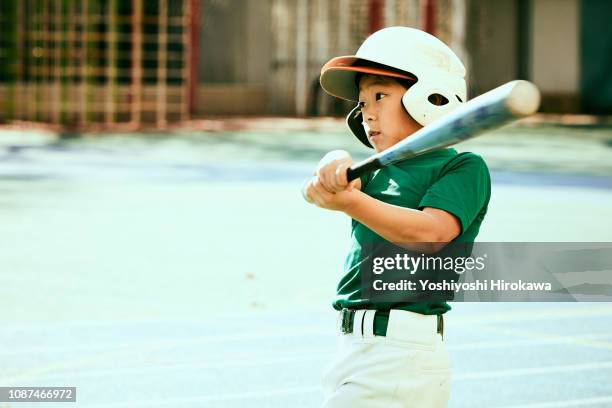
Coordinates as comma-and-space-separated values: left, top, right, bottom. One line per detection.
320, 56, 416, 101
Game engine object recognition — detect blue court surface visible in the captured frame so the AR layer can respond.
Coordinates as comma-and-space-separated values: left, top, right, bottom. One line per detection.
1, 122, 612, 407
2, 304, 612, 407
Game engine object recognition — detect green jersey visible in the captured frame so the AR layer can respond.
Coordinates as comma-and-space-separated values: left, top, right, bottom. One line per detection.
333, 148, 491, 315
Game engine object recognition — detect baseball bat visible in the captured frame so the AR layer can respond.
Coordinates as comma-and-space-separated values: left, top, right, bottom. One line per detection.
344, 80, 540, 182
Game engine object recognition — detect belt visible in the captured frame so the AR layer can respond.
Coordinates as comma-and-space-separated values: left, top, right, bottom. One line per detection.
340, 309, 444, 338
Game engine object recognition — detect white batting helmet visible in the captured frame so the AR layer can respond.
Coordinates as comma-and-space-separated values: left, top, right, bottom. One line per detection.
320, 26, 467, 148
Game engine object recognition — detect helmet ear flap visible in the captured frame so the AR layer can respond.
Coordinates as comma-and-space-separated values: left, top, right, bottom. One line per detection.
346, 105, 373, 148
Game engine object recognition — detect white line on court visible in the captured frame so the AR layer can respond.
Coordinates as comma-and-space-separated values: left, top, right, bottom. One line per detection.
50, 362, 612, 407
4, 331, 612, 385
496, 395, 612, 408
78, 385, 321, 407
475, 324, 612, 351
450, 305, 612, 326
3, 306, 612, 385
2, 304, 612, 331
4, 329, 611, 357
453, 361, 612, 380
1, 352, 334, 383
8, 352, 612, 386
0, 309, 330, 331
447, 332, 612, 351
0, 327, 333, 356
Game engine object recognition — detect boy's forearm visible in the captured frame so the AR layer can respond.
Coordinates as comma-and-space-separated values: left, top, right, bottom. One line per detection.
343, 191, 446, 253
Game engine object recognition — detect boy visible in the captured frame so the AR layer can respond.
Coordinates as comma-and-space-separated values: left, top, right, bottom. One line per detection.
303, 27, 491, 407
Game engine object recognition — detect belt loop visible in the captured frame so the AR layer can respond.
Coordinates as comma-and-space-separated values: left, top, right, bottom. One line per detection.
363, 310, 376, 337
353, 310, 366, 337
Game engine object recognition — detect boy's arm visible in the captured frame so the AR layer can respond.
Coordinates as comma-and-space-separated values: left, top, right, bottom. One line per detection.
306, 177, 460, 254
346, 192, 461, 254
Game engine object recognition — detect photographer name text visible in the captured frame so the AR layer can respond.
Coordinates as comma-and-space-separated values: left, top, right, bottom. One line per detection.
373, 279, 553, 292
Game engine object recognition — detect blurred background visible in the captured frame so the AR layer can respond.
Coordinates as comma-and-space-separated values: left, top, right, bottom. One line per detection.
0, 0, 611, 124
1, 1, 612, 407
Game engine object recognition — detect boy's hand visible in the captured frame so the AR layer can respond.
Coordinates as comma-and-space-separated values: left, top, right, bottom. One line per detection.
315, 150, 360, 193
303, 176, 362, 211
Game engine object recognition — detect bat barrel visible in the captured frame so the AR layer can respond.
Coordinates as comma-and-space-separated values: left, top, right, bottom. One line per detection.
505, 80, 541, 117
305, 80, 540, 201
351, 80, 541, 173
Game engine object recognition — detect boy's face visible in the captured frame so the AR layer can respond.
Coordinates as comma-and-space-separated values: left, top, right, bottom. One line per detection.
358, 75, 422, 152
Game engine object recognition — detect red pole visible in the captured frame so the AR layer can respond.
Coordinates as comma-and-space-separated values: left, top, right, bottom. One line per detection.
421, 0, 437, 35
189, 0, 199, 116
368, 0, 384, 34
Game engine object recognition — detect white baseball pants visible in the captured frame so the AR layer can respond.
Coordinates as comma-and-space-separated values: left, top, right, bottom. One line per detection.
321, 309, 451, 408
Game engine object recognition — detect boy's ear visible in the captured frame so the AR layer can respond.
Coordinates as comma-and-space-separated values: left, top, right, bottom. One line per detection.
346, 105, 373, 148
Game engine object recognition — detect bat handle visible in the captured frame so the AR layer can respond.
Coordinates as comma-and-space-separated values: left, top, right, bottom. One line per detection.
302, 157, 382, 204
346, 157, 383, 182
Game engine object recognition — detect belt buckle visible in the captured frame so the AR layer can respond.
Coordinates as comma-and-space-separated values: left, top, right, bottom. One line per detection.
341, 309, 355, 334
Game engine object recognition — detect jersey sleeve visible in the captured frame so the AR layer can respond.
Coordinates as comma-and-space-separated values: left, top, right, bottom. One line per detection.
418, 152, 491, 233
